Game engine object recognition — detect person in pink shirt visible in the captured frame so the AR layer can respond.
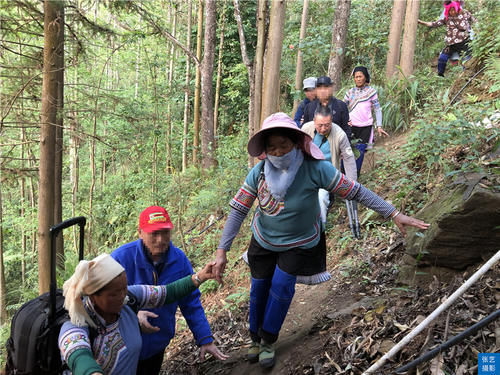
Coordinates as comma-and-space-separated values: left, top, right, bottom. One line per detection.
344, 66, 388, 176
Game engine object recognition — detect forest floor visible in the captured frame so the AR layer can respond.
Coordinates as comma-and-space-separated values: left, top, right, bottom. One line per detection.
161, 133, 499, 375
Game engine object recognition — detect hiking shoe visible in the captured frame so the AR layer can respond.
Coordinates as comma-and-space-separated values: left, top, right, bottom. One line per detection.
259, 341, 275, 368
247, 341, 260, 363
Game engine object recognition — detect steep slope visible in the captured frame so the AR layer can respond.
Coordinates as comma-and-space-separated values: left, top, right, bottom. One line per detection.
161, 133, 499, 375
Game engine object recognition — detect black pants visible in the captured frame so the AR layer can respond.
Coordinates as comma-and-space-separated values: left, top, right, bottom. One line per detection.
136, 350, 164, 375
247, 233, 327, 279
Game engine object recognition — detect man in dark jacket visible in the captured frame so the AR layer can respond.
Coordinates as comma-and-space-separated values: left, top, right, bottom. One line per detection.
112, 206, 228, 375
303, 76, 351, 140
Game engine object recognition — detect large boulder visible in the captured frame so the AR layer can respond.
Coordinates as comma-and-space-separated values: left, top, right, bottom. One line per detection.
405, 173, 500, 270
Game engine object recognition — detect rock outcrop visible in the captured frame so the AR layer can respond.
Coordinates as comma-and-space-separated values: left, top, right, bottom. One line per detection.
405, 172, 500, 270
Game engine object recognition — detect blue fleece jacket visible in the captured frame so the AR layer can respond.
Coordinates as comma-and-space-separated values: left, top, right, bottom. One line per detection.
294, 97, 312, 127
111, 239, 213, 360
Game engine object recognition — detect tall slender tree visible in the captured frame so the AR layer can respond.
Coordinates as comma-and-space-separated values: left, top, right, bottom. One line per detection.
253, 0, 267, 134
327, 0, 351, 94
213, 2, 227, 141
385, 0, 406, 79
261, 0, 286, 121
166, 4, 177, 173
233, 0, 267, 167
54, 4, 64, 264
182, 0, 193, 172
20, 129, 27, 286
192, 0, 203, 164
0, 181, 6, 324
399, 0, 420, 79
38, 0, 64, 294
201, 0, 217, 168
292, 0, 310, 116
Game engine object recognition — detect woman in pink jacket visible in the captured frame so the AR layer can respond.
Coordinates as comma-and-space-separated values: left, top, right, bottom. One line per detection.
344, 66, 388, 176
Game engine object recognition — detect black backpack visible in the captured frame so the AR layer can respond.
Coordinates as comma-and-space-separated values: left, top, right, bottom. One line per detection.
5, 217, 86, 375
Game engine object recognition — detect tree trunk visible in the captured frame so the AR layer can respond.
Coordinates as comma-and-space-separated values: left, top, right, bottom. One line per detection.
28, 148, 37, 260
20, 129, 27, 286
166, 4, 177, 173
399, 0, 420, 79
327, 0, 351, 95
182, 0, 192, 172
252, 0, 267, 166
88, 121, 96, 254
233, 0, 260, 167
292, 0, 310, 116
261, 0, 286, 121
201, 0, 217, 169
192, 0, 203, 164
134, 17, 141, 99
0, 182, 6, 324
38, 0, 64, 294
213, 4, 226, 142
54, 5, 64, 265
385, 0, 406, 79
70, 4, 80, 253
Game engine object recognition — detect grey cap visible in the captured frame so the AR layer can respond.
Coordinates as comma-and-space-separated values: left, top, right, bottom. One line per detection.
303, 77, 317, 90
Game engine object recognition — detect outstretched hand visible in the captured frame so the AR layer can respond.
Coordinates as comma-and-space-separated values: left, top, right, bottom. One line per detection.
393, 213, 430, 236
199, 342, 229, 362
418, 19, 432, 27
137, 310, 161, 334
214, 249, 227, 285
377, 127, 389, 137
196, 261, 217, 283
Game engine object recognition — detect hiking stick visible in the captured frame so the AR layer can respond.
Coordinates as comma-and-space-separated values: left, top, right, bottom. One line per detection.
352, 200, 361, 239
346, 200, 355, 238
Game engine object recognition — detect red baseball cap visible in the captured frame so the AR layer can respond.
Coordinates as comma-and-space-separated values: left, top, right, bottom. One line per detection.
139, 206, 173, 233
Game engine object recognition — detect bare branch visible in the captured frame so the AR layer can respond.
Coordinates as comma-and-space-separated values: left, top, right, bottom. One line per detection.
133, 3, 200, 67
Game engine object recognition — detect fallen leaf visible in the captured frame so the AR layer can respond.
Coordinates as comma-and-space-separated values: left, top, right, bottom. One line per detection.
394, 320, 410, 331
429, 354, 445, 375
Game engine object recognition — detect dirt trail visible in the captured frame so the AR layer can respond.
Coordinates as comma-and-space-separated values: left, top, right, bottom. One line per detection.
164, 127, 498, 375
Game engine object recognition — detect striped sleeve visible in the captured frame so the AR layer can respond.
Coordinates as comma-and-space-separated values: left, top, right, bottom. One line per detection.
128, 285, 167, 309
326, 170, 360, 200
353, 185, 396, 218
229, 182, 257, 215
326, 168, 396, 218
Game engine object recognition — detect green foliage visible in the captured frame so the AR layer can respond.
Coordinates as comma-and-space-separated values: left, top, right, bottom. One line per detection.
377, 77, 421, 132
470, 2, 500, 62
223, 287, 249, 311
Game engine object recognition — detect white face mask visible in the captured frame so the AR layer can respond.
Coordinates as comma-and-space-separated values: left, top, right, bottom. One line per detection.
267, 147, 298, 170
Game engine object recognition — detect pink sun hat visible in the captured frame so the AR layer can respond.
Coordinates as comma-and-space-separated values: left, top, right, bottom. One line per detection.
247, 112, 325, 160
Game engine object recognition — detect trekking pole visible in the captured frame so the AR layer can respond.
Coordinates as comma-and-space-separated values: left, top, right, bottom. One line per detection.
346, 200, 356, 238
362, 249, 500, 375
352, 200, 361, 239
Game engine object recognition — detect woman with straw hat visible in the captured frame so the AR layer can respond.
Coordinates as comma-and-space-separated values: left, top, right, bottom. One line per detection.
213, 112, 429, 368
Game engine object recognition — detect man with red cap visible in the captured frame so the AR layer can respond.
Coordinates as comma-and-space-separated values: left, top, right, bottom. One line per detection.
112, 206, 227, 374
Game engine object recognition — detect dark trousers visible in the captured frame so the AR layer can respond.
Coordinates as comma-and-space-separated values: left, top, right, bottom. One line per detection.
136, 350, 164, 375
438, 40, 471, 75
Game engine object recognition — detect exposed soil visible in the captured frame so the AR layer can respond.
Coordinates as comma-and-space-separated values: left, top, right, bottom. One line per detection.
161, 134, 499, 375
